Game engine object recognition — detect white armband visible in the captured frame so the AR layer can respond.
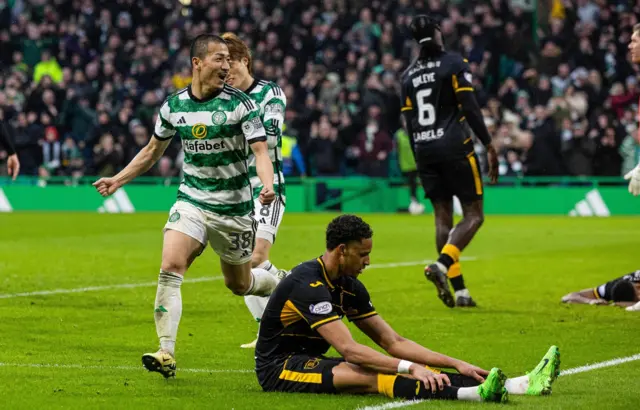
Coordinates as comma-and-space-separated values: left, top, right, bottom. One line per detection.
397, 360, 414, 374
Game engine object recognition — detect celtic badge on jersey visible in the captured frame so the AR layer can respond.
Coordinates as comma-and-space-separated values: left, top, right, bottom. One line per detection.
169, 212, 181, 222
212, 111, 227, 125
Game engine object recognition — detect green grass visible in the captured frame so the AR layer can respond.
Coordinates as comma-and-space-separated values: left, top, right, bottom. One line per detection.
0, 213, 638, 409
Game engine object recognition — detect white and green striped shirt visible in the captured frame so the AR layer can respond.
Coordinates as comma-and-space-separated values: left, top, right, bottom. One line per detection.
154, 85, 266, 216
244, 79, 287, 198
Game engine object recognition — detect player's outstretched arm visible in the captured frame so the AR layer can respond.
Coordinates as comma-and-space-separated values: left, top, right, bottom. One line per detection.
250, 140, 275, 205
355, 314, 489, 383
561, 289, 607, 305
317, 319, 450, 391
93, 136, 171, 197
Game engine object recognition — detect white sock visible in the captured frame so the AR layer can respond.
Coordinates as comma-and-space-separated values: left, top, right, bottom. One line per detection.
154, 270, 183, 356
245, 268, 278, 297
244, 294, 269, 322
457, 386, 481, 401
504, 375, 529, 394
455, 289, 470, 299
257, 260, 279, 275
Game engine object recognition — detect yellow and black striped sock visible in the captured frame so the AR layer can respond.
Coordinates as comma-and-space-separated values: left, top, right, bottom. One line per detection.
378, 373, 459, 400
377, 374, 397, 398
437, 244, 461, 271
447, 262, 466, 291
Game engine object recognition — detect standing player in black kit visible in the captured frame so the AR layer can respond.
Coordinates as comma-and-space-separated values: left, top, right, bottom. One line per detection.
400, 15, 498, 308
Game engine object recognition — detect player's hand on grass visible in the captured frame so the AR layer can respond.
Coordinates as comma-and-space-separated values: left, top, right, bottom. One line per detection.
410, 365, 451, 392
93, 177, 121, 197
486, 143, 499, 185
7, 154, 20, 180
455, 361, 489, 383
259, 186, 275, 205
624, 164, 640, 196
589, 299, 609, 306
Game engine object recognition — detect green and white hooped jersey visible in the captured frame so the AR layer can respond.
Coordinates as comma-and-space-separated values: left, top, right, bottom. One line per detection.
245, 79, 287, 199
154, 85, 267, 217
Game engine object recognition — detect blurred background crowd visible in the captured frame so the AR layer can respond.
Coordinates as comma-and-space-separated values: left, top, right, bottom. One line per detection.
1, 0, 640, 183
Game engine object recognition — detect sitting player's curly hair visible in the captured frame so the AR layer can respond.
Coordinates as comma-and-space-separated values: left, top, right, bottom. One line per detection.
326, 215, 373, 250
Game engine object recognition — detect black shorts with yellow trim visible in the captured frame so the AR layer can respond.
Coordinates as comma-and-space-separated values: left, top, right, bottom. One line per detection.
417, 153, 484, 203
257, 354, 345, 394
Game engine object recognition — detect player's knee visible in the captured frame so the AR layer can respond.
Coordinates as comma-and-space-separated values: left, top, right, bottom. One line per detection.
468, 213, 484, 231
160, 259, 189, 275
474, 213, 485, 227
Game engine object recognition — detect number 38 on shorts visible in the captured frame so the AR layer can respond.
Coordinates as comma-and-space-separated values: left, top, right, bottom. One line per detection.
163, 200, 258, 265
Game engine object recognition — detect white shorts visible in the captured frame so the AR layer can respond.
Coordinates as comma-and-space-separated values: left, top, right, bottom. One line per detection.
163, 200, 257, 265
252, 196, 286, 244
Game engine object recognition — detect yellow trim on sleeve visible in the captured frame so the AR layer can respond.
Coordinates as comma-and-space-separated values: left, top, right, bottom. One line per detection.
348, 311, 378, 321
310, 315, 340, 329
455, 87, 474, 92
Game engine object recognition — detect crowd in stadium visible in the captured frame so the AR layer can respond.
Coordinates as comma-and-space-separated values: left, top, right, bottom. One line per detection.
1, 0, 640, 181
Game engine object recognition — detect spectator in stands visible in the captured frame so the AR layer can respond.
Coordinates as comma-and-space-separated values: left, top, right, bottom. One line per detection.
524, 105, 564, 176
562, 118, 596, 177
93, 133, 123, 177
41, 125, 61, 174
352, 105, 393, 177
60, 136, 84, 180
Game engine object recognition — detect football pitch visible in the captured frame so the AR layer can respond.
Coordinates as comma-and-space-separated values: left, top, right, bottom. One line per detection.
1, 212, 638, 409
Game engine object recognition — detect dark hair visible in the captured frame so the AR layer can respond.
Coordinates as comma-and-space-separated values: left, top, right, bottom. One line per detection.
190, 34, 227, 64
326, 214, 373, 250
409, 15, 444, 57
611, 280, 637, 302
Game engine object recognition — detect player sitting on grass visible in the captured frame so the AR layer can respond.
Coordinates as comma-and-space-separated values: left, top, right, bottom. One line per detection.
255, 214, 561, 403
561, 270, 640, 311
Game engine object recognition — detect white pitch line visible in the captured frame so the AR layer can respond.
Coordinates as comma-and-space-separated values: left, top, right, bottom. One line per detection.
0, 276, 224, 299
0, 362, 252, 373
0, 258, 476, 300
357, 401, 423, 410
356, 353, 640, 410
559, 353, 640, 376
367, 257, 476, 270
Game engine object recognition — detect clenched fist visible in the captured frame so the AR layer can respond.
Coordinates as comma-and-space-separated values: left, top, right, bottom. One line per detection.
93, 177, 122, 197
